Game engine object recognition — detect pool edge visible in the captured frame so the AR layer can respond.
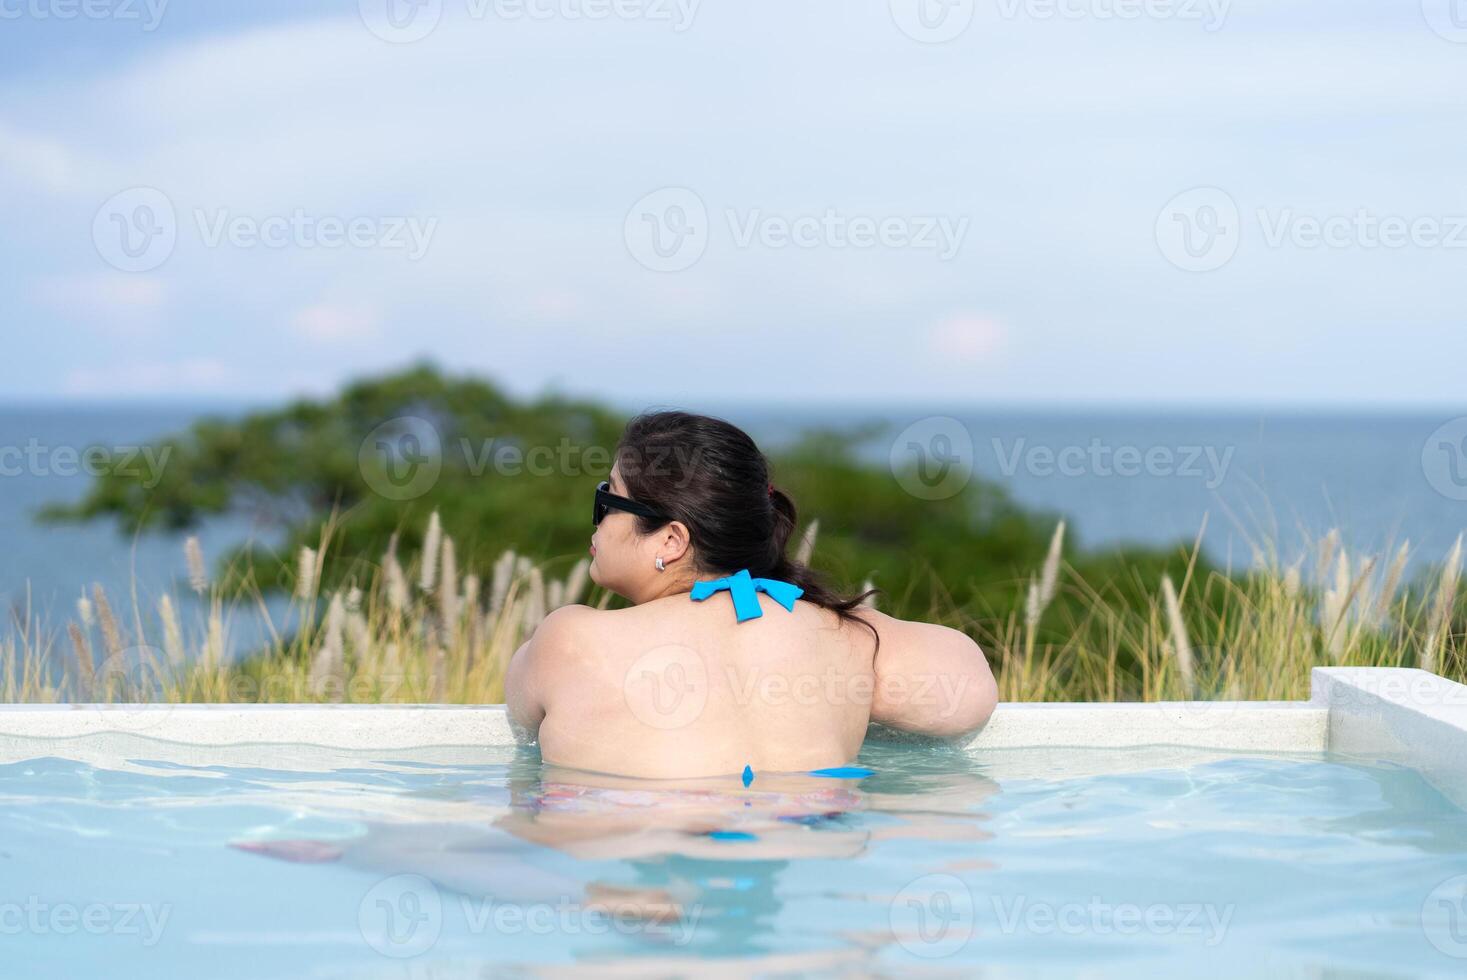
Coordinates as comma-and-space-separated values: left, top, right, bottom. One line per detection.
0, 668, 1461, 792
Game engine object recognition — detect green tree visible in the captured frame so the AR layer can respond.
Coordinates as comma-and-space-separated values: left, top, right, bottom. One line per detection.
42, 363, 1203, 624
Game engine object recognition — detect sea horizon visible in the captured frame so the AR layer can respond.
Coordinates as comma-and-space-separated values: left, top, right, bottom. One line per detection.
4, 402, 1466, 634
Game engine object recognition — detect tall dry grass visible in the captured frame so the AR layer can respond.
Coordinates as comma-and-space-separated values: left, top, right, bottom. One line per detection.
1, 513, 599, 705
1, 515, 1463, 706
986, 523, 1465, 704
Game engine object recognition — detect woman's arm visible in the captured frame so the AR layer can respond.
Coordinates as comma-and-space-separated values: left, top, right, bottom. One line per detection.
503, 634, 544, 741
853, 609, 998, 738
501, 601, 598, 739
504, 605, 586, 741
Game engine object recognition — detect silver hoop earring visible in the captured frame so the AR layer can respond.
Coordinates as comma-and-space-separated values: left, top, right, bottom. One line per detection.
655, 557, 665, 572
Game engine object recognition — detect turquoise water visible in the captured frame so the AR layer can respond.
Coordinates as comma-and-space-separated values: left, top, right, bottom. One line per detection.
4, 743, 1467, 977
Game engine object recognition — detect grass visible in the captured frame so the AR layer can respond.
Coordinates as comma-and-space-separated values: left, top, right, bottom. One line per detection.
1, 514, 1463, 707
983, 521, 1465, 704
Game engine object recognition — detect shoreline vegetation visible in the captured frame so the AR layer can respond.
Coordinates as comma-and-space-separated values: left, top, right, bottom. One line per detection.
2, 364, 1463, 705
1, 515, 1461, 706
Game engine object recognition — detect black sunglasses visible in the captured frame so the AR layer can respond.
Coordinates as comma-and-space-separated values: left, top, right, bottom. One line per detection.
593, 480, 670, 526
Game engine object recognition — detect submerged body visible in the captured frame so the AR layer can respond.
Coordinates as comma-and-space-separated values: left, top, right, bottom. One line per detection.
507, 588, 995, 778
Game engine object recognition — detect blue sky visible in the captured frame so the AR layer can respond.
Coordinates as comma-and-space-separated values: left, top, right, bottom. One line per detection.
2, 0, 1465, 407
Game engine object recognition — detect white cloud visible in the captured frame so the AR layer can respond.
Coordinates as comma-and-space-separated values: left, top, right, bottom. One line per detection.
291, 301, 382, 343
930, 314, 1007, 363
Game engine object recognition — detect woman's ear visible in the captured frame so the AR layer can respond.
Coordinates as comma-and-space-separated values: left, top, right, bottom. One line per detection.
659, 522, 693, 564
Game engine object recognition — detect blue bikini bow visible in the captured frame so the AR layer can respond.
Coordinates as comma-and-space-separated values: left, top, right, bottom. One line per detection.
689, 568, 804, 623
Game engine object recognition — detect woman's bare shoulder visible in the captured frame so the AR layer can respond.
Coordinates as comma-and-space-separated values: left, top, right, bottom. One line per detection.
529, 601, 677, 663
522, 604, 609, 666
846, 606, 972, 645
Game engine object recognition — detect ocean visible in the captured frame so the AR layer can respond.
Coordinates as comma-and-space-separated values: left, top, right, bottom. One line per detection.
3, 404, 1466, 636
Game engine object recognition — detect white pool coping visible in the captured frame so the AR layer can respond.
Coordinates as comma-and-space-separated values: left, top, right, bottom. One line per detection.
0, 693, 1325, 752
0, 668, 1461, 798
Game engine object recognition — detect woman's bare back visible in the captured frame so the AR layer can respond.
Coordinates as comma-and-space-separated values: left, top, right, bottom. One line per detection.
516, 593, 878, 778
505, 419, 998, 776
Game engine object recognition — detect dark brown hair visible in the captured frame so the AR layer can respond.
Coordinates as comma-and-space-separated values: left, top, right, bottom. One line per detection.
614, 410, 880, 650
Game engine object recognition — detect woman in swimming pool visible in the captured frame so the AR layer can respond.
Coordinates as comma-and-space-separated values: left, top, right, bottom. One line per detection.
505, 410, 997, 779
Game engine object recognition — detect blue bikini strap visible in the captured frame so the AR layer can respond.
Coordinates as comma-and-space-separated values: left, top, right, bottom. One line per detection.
689, 568, 804, 623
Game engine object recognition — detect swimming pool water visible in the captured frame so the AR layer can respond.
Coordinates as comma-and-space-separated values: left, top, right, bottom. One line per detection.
4, 742, 1467, 978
